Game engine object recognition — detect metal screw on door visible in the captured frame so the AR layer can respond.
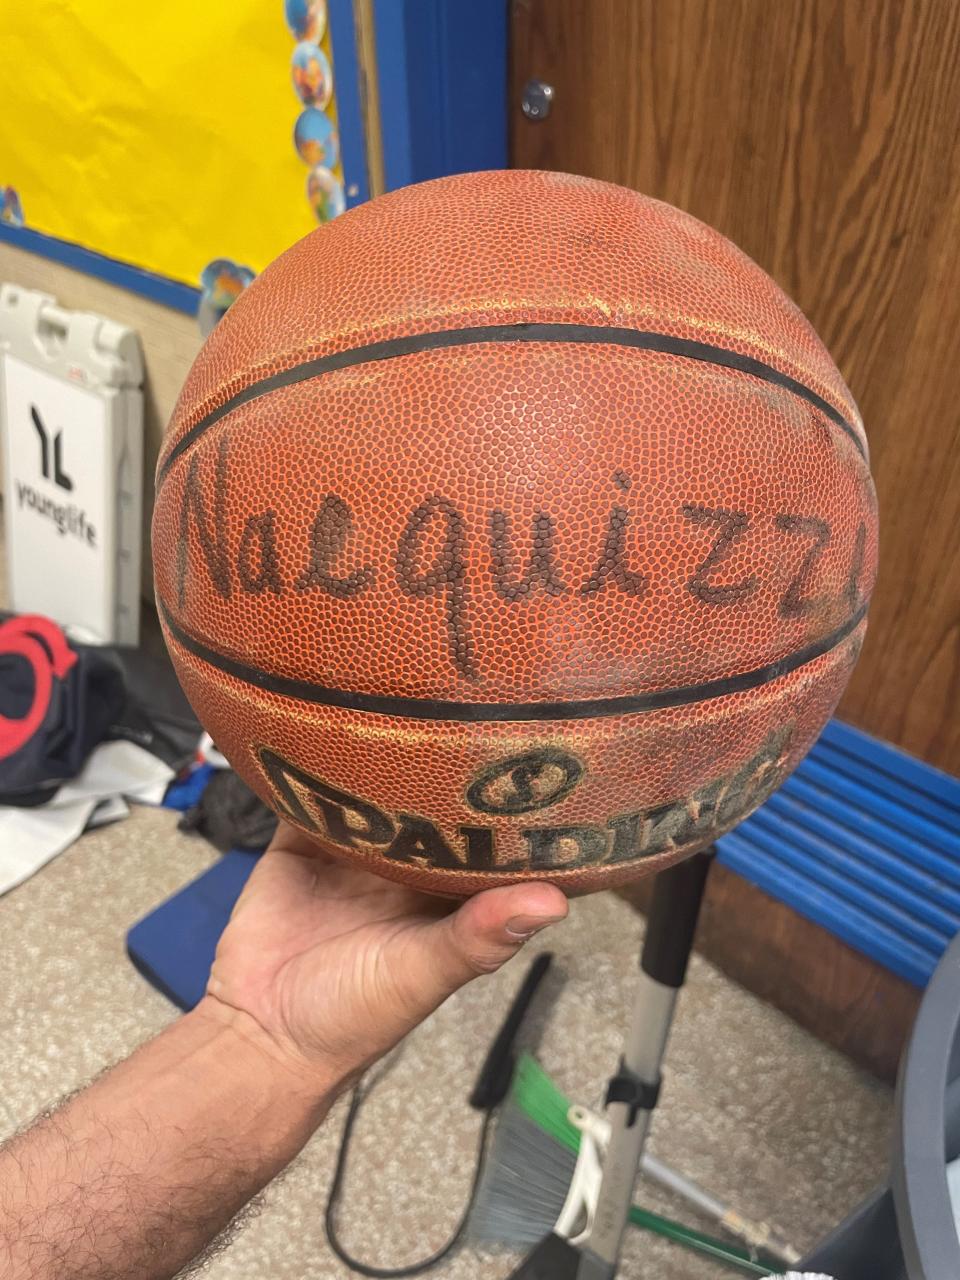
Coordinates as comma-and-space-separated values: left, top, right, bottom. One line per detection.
521, 79, 554, 121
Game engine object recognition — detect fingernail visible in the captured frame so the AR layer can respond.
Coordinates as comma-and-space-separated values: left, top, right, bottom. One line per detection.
505, 914, 566, 941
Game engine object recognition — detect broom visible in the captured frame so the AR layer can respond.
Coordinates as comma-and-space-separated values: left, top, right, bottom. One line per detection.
469, 1052, 799, 1277
325, 952, 796, 1277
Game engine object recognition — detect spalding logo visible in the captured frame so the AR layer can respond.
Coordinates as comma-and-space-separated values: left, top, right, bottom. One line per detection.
255, 727, 792, 875
465, 748, 585, 816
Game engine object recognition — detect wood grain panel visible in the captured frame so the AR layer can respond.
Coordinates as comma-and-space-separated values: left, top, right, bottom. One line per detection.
0, 241, 202, 596
511, 0, 960, 772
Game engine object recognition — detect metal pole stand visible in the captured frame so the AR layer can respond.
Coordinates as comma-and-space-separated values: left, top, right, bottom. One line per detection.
576, 848, 714, 1280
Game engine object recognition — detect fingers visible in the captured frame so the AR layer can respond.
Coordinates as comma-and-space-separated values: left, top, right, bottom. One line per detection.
404, 882, 569, 1003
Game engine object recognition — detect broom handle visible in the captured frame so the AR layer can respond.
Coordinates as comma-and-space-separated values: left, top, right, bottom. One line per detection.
577, 849, 713, 1279
469, 951, 553, 1111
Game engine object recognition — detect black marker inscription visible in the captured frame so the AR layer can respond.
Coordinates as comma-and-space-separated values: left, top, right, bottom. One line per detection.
490, 510, 566, 600
580, 474, 648, 598
683, 505, 757, 605
396, 496, 477, 680
296, 494, 374, 598
238, 511, 282, 595
176, 435, 232, 607
168, 436, 868, 684
845, 521, 866, 609
776, 515, 831, 617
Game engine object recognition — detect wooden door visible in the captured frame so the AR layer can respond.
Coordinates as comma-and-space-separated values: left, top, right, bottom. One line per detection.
511, 0, 960, 774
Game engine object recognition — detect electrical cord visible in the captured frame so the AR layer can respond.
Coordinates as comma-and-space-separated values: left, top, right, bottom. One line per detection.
325, 956, 554, 1276
324, 1065, 494, 1277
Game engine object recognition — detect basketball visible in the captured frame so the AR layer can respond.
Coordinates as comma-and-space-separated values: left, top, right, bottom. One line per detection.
153, 169, 877, 896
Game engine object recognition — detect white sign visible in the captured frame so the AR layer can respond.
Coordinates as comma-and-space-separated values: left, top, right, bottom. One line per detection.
3, 353, 111, 629
0, 285, 143, 643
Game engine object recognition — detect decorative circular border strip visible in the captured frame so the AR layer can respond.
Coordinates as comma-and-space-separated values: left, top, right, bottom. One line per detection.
197, 2, 347, 334
1, 186, 24, 227
286, 0, 346, 225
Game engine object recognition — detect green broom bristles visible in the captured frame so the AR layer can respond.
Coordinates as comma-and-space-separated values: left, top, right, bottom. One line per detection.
511, 1053, 582, 1155
494, 1052, 785, 1278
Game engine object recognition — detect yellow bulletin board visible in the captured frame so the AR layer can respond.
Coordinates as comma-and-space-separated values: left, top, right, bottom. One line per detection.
0, 0, 346, 293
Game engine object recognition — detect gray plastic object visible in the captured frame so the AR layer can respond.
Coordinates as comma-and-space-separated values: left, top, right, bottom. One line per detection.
892, 932, 960, 1278
801, 929, 960, 1279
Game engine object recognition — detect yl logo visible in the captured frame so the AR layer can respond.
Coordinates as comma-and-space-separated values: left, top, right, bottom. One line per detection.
31, 405, 73, 492
466, 748, 584, 816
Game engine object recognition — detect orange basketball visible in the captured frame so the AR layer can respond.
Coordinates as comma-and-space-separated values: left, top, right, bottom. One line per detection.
153, 170, 877, 896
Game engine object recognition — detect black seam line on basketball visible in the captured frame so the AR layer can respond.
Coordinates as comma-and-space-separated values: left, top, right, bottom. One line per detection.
158, 598, 868, 723
155, 323, 864, 486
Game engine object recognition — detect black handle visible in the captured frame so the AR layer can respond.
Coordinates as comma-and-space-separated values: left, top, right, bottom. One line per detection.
641, 849, 713, 989
469, 951, 553, 1111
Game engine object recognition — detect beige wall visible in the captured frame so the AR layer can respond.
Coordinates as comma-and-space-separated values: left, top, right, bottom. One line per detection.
0, 240, 202, 596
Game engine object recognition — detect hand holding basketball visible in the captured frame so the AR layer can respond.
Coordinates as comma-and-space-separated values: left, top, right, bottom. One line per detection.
203, 821, 568, 1085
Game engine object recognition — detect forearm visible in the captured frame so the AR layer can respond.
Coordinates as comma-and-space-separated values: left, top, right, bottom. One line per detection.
0, 998, 339, 1280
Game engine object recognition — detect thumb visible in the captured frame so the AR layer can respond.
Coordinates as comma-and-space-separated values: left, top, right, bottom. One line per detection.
400, 882, 569, 1012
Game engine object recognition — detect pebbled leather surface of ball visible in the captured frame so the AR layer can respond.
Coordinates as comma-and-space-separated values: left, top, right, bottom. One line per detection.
153, 170, 878, 896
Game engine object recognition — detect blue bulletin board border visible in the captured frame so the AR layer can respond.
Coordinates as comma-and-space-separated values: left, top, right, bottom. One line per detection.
0, 220, 201, 315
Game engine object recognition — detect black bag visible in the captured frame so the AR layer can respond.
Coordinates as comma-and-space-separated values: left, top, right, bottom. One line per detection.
0, 614, 125, 806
